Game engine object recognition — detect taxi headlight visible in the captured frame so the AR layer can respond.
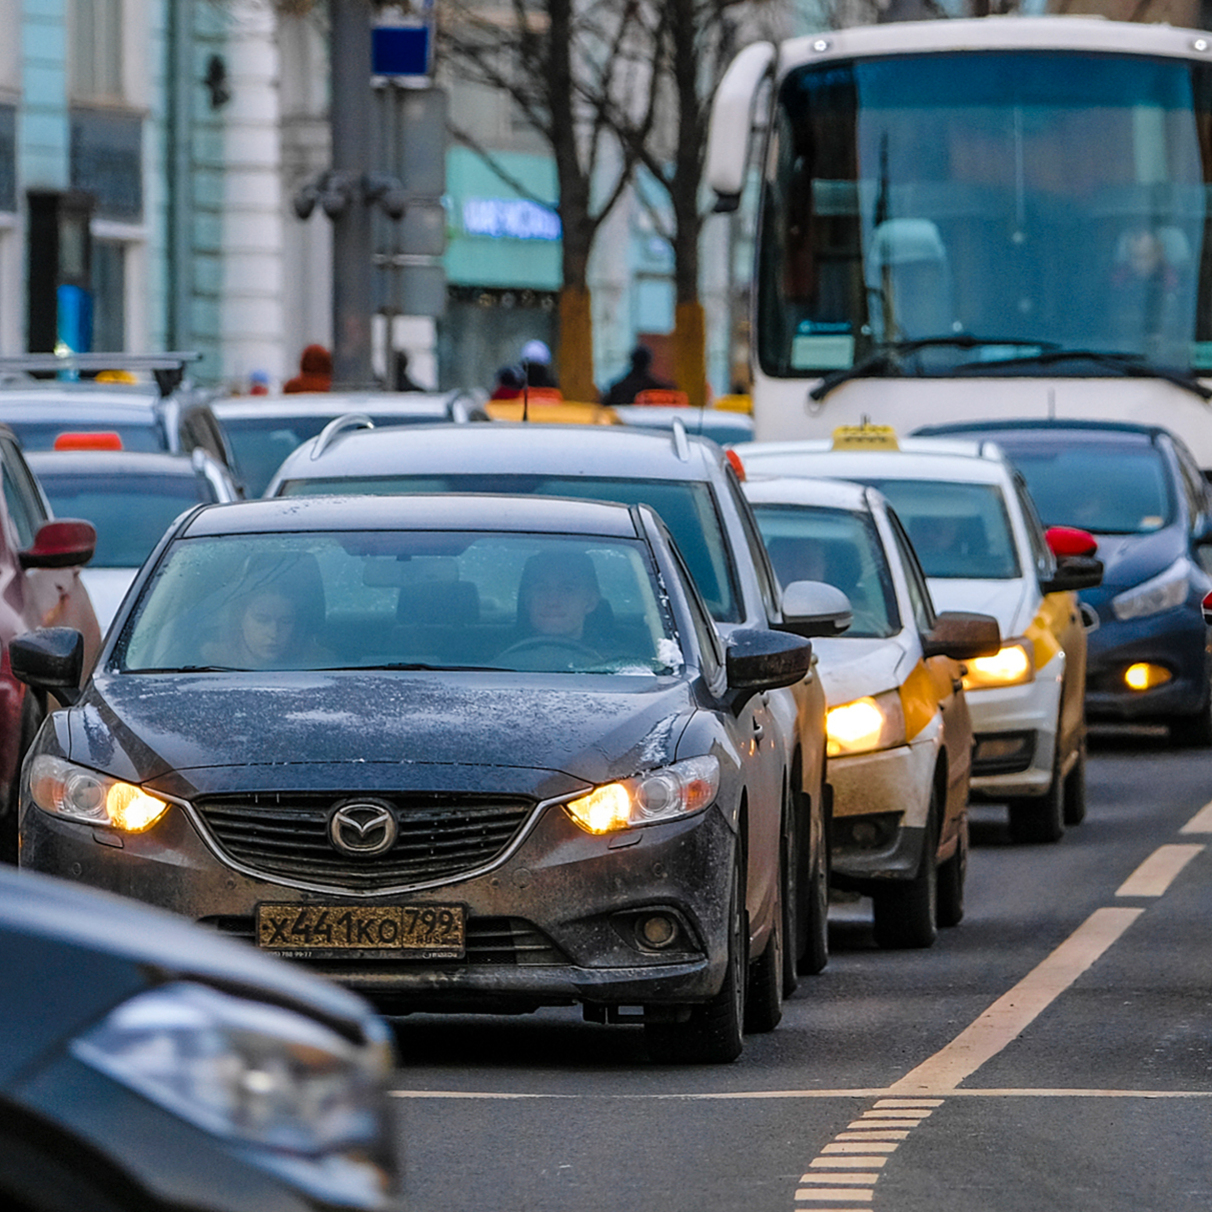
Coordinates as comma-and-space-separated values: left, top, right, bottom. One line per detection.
826, 690, 906, 757
26, 755, 170, 832
963, 641, 1034, 690
1112, 558, 1191, 621
564, 756, 720, 834
71, 982, 393, 1158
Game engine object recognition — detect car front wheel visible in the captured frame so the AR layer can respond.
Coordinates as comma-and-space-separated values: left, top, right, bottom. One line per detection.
872, 798, 939, 949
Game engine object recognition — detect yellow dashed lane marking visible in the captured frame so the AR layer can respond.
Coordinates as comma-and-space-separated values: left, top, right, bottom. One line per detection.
1180, 799, 1212, 833
1116, 844, 1205, 897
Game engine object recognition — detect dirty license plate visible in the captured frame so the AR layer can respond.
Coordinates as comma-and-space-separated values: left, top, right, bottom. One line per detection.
256, 903, 465, 958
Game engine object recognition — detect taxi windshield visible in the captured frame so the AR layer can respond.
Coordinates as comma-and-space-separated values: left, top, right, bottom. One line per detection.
119, 531, 681, 676
750, 504, 900, 638
857, 479, 1021, 579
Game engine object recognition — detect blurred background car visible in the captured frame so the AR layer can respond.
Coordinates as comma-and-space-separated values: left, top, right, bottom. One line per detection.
25, 447, 239, 630
210, 391, 489, 497
914, 419, 1212, 745
0, 423, 101, 860
744, 475, 998, 947
734, 429, 1101, 844
14, 493, 814, 1063
0, 864, 400, 1212
0, 353, 232, 472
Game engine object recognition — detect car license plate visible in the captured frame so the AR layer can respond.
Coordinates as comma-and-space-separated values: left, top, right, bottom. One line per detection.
256, 903, 466, 958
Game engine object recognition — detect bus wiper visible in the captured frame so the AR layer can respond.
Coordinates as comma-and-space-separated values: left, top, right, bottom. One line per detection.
950, 347, 1212, 401
809, 336, 1058, 401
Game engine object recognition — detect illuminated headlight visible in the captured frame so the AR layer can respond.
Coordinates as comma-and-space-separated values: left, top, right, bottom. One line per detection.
564, 756, 720, 834
826, 690, 906, 757
963, 641, 1034, 690
1112, 558, 1191, 621
72, 982, 393, 1159
26, 755, 170, 832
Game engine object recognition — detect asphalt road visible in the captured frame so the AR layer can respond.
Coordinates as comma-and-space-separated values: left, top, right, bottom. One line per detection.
388, 726, 1212, 1212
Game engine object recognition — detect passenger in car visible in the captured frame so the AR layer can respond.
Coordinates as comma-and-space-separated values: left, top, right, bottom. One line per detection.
514, 549, 604, 646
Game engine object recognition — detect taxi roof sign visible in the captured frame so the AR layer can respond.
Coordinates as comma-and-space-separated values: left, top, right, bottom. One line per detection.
832, 423, 899, 451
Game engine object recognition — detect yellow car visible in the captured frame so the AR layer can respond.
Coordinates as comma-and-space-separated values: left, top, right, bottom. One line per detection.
744, 474, 999, 948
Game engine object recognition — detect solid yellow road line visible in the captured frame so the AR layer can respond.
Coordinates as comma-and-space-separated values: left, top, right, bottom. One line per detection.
888, 907, 1143, 1094
1116, 844, 1205, 897
1180, 799, 1212, 833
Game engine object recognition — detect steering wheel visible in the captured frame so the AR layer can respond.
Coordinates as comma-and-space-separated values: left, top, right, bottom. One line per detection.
498, 635, 602, 662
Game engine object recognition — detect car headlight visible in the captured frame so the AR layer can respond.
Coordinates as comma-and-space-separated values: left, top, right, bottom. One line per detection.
826, 689, 906, 757
564, 755, 720, 834
72, 982, 393, 1157
26, 755, 170, 832
1112, 557, 1191, 621
963, 640, 1035, 690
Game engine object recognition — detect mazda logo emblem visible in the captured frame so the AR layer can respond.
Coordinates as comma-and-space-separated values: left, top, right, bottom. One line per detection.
329, 800, 398, 856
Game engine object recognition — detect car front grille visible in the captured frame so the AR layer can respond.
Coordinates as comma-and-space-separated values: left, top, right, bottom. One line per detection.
200, 914, 565, 965
193, 791, 534, 890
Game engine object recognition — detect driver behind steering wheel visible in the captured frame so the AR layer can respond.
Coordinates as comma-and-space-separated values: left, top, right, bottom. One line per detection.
500, 548, 607, 666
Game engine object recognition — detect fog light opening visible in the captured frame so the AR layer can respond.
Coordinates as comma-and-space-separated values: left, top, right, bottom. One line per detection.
851, 821, 880, 849
1124, 662, 1172, 692
637, 914, 679, 950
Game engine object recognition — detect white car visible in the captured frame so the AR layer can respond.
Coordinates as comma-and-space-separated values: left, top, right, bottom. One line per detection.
734, 429, 1100, 844
744, 475, 997, 947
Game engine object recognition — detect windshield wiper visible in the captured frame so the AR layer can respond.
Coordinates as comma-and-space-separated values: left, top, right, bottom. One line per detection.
949, 347, 1212, 401
809, 336, 1058, 401
350, 662, 503, 672
128, 664, 247, 674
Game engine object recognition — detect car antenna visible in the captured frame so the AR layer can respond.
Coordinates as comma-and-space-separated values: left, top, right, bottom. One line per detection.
522, 361, 529, 423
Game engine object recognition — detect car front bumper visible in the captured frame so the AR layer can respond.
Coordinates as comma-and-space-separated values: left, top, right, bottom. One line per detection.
20, 796, 736, 1013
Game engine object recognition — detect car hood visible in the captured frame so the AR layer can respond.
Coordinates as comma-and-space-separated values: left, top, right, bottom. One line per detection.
927, 577, 1033, 638
811, 635, 916, 706
65, 671, 694, 797
0, 865, 385, 1087
1086, 526, 1186, 593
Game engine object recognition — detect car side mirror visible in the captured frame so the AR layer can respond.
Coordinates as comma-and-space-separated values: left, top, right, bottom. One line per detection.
18, 519, 97, 570
1045, 525, 1098, 559
1040, 555, 1104, 594
11, 628, 85, 706
922, 611, 1001, 661
1192, 515, 1212, 546
776, 579, 852, 638
725, 628, 813, 703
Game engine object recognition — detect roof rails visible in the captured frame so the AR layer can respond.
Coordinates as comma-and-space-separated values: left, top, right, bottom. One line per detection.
311, 413, 375, 460
670, 416, 691, 462
0, 352, 202, 398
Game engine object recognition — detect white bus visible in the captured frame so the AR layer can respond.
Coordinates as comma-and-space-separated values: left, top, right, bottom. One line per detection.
707, 17, 1212, 468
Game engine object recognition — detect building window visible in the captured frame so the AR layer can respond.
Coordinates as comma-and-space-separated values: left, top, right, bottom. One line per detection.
70, 0, 123, 102
0, 105, 13, 213
91, 240, 126, 352
70, 109, 143, 223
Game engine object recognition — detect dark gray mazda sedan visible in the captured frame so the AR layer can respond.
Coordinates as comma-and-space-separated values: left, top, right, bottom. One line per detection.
14, 494, 812, 1063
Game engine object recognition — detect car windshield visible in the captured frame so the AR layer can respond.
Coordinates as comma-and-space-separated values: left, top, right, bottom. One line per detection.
220, 413, 445, 496
750, 504, 900, 638
119, 530, 682, 676
278, 474, 741, 622
855, 479, 1021, 579
990, 440, 1174, 534
36, 471, 216, 567
4, 420, 163, 452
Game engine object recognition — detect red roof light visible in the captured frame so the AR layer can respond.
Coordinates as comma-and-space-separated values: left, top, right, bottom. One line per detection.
53, 432, 123, 451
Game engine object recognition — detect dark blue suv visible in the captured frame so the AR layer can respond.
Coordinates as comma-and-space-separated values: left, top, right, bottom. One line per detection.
915, 420, 1212, 744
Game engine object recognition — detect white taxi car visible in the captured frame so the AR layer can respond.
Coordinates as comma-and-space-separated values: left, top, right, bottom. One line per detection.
735, 428, 1101, 845
745, 475, 999, 948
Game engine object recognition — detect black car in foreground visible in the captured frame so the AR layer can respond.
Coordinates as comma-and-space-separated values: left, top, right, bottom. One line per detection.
15, 493, 815, 1063
915, 419, 1212, 743
0, 865, 399, 1212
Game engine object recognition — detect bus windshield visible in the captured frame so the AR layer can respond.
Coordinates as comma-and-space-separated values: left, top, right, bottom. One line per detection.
758, 51, 1212, 377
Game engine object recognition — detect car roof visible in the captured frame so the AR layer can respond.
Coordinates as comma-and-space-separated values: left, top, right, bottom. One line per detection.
25, 449, 213, 478
742, 475, 875, 512
182, 492, 645, 539
272, 421, 722, 485
913, 419, 1164, 448
734, 437, 1011, 486
0, 389, 165, 420
211, 391, 461, 421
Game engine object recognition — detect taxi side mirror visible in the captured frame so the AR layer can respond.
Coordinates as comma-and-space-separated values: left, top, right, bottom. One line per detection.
11, 628, 85, 706
1040, 556, 1103, 594
777, 579, 852, 638
922, 611, 1000, 661
18, 519, 96, 570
